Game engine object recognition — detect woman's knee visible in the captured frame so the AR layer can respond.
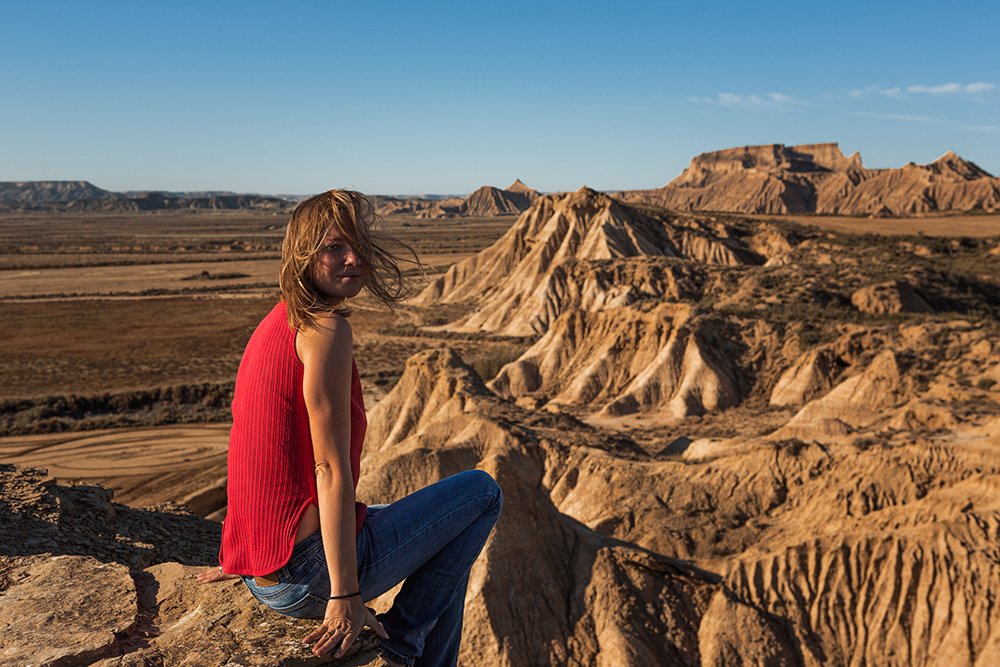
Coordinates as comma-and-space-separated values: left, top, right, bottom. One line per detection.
462, 469, 502, 517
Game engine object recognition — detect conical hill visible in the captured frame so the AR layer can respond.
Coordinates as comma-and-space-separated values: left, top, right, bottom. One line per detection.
412, 187, 766, 336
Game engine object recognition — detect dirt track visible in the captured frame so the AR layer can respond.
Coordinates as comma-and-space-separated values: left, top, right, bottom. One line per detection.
0, 425, 229, 509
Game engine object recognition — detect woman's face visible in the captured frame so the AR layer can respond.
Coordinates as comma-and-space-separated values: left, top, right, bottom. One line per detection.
310, 222, 366, 302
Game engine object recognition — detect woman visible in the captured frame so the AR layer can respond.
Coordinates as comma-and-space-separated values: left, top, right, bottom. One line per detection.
200, 190, 502, 667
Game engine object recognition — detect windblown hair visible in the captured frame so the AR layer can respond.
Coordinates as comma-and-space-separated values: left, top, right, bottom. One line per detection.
279, 189, 415, 329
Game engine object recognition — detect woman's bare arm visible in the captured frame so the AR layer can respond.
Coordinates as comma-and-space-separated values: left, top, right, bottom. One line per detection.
296, 315, 386, 657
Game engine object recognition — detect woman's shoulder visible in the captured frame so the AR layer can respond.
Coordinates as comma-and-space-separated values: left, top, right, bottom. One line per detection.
295, 313, 353, 363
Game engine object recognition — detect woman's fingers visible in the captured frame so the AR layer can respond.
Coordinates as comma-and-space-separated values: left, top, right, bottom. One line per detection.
305, 624, 342, 656
305, 616, 358, 657
315, 628, 359, 658
332, 626, 361, 658
366, 608, 389, 639
195, 567, 238, 583
302, 625, 327, 644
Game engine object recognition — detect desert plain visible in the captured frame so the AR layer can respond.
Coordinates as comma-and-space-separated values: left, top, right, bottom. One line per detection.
5, 143, 1000, 666
0, 208, 520, 511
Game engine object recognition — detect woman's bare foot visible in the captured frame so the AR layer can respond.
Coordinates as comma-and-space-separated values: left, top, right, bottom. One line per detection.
196, 567, 240, 583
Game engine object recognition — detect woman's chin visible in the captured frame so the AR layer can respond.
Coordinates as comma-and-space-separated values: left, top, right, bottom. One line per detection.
328, 283, 365, 302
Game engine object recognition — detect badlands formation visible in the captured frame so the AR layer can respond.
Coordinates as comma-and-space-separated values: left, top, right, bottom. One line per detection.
7, 182, 1000, 665
618, 143, 1000, 216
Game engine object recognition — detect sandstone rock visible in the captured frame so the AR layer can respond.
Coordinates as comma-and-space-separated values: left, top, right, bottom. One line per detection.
0, 554, 136, 666
851, 280, 933, 314
0, 464, 387, 666
504, 179, 540, 202
697, 589, 799, 667
727, 521, 1000, 667
459, 185, 534, 216
769, 347, 840, 407
747, 226, 797, 259
770, 349, 907, 443
888, 400, 959, 431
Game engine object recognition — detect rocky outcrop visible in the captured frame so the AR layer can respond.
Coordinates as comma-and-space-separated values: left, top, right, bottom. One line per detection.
0, 464, 363, 666
851, 280, 934, 314
770, 349, 909, 442
619, 143, 1000, 216
727, 471, 1000, 667
504, 179, 540, 203
459, 185, 534, 216
1, 555, 138, 666
769, 347, 840, 407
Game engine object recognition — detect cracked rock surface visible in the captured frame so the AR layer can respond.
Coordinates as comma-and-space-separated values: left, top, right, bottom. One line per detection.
0, 464, 381, 666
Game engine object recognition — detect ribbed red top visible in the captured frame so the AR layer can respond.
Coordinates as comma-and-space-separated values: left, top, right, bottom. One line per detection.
220, 302, 367, 576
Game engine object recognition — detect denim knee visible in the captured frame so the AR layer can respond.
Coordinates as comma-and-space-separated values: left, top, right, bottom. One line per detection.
466, 469, 502, 519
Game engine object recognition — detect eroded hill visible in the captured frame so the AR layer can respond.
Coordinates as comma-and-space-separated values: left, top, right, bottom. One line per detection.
398, 188, 1000, 664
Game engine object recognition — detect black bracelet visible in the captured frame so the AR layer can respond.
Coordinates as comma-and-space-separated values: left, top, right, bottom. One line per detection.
329, 591, 360, 600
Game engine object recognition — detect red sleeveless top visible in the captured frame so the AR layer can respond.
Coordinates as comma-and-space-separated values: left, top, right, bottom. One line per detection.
220, 302, 367, 576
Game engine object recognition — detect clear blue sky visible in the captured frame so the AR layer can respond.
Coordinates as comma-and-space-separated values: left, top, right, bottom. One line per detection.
1, 1, 997, 195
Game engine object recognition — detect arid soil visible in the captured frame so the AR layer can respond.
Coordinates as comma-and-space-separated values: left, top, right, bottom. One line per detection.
5, 188, 1000, 665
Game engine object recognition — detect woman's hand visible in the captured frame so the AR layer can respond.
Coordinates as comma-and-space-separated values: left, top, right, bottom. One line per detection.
195, 567, 240, 583
303, 596, 388, 658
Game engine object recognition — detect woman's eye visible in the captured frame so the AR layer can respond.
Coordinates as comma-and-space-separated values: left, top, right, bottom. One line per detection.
326, 244, 341, 251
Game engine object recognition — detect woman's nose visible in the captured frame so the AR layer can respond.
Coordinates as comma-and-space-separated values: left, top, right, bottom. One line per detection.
344, 247, 360, 265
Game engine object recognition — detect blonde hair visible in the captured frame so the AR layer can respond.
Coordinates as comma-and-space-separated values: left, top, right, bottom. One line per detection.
279, 189, 414, 329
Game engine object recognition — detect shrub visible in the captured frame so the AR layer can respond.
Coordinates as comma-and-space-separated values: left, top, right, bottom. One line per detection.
471, 345, 530, 382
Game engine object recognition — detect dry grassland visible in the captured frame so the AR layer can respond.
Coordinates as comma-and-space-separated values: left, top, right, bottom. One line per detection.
0, 209, 518, 412
747, 212, 1000, 237
0, 208, 520, 505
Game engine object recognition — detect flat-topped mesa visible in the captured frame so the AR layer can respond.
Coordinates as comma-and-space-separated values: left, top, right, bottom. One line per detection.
0, 180, 121, 203
670, 143, 864, 189
620, 143, 1000, 216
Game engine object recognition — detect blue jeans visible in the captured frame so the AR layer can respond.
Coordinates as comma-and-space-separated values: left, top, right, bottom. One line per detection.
241, 470, 502, 667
